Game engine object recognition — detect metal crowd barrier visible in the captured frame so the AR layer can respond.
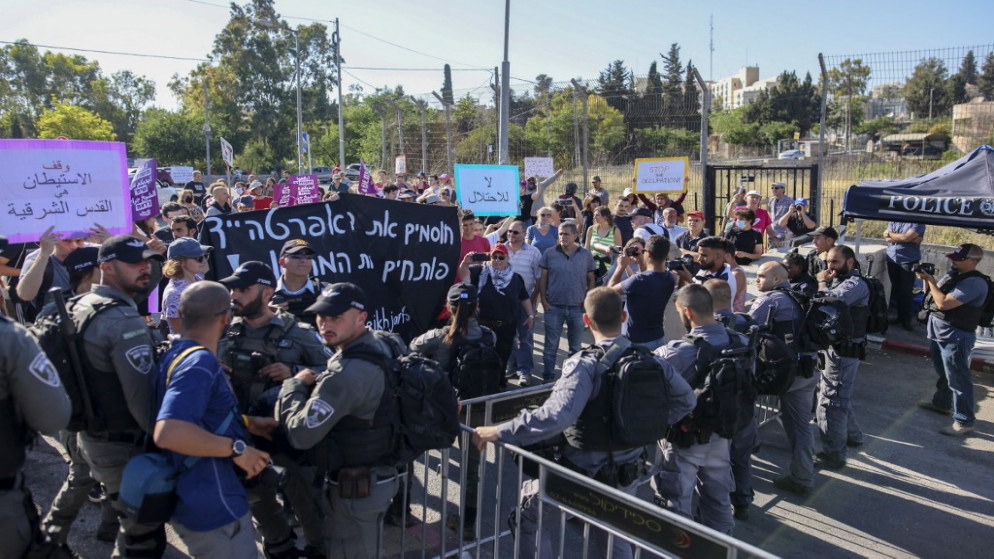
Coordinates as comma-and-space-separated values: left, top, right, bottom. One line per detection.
381, 386, 782, 558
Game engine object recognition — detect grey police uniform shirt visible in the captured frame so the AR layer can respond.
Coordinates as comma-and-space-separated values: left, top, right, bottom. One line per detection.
0, 316, 71, 435
822, 270, 871, 343
78, 284, 156, 432
277, 329, 403, 452
218, 310, 332, 375
409, 319, 495, 371
656, 323, 744, 385
927, 274, 989, 342
496, 336, 695, 476
749, 281, 803, 325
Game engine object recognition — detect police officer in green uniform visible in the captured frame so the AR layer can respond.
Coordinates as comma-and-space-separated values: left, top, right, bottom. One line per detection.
271, 239, 330, 326
277, 283, 407, 558
75, 235, 166, 558
217, 261, 331, 558
0, 236, 73, 557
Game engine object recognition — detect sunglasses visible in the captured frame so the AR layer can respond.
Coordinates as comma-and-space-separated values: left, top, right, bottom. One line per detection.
491, 254, 507, 260
773, 186, 785, 190
287, 254, 313, 260
507, 230, 522, 235
189, 255, 207, 263
540, 213, 553, 217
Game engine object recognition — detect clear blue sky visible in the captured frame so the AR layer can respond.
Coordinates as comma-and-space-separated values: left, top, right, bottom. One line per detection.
1, 0, 991, 110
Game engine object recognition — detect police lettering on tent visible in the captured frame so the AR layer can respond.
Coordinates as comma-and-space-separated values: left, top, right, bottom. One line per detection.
125, 345, 154, 375
28, 353, 61, 387
306, 399, 334, 429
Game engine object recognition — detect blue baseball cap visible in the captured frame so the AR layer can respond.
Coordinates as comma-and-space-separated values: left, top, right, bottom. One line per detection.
167, 237, 212, 260
795, 197, 809, 206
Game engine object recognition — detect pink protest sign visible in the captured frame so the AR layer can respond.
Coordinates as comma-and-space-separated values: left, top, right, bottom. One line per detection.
274, 174, 322, 206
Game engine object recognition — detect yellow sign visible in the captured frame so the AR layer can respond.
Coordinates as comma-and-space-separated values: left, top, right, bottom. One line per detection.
633, 157, 688, 194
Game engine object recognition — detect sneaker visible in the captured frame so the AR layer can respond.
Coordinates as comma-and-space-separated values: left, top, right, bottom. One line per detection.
846, 438, 864, 448
917, 400, 952, 416
517, 373, 530, 386
773, 475, 811, 496
88, 485, 103, 504
95, 518, 119, 543
939, 423, 974, 437
814, 452, 846, 470
733, 504, 750, 520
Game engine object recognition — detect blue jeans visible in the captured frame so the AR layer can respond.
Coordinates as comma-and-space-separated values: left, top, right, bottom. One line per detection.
542, 304, 585, 379
930, 338, 976, 427
508, 312, 535, 375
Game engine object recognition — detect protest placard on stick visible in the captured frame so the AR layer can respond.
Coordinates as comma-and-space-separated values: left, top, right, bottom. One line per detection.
454, 164, 519, 216
633, 157, 689, 194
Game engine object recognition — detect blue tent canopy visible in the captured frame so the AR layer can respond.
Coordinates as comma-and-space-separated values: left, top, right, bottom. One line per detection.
842, 145, 994, 231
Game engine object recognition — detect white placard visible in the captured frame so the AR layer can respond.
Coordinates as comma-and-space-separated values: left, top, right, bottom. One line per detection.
166, 166, 194, 184
634, 157, 689, 194
524, 157, 554, 178
395, 154, 407, 175
454, 164, 519, 217
220, 137, 233, 168
1, 139, 132, 242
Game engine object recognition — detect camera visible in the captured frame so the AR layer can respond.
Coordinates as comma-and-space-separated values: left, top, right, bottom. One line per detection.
624, 245, 640, 257
913, 262, 936, 275
795, 205, 805, 212
472, 253, 491, 262
610, 245, 623, 254
666, 254, 701, 275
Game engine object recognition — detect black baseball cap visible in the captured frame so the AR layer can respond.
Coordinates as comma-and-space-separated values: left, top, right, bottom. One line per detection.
280, 239, 316, 257
592, 176, 602, 183
946, 243, 984, 262
632, 207, 653, 218
98, 235, 165, 264
447, 282, 477, 305
811, 226, 839, 240
219, 261, 276, 289
305, 283, 367, 316
63, 246, 99, 274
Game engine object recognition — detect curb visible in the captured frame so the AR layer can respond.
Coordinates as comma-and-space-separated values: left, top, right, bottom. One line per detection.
871, 335, 994, 373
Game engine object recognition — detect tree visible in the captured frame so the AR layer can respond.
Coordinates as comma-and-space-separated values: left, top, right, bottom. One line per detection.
91, 70, 156, 145
683, 62, 701, 131
827, 58, 871, 150
711, 106, 762, 147
533, 74, 553, 99
36, 103, 116, 141
441, 64, 454, 105
745, 71, 821, 135
597, 60, 632, 115
979, 52, 994, 100
959, 50, 978, 85
660, 43, 684, 127
132, 108, 205, 165
903, 58, 950, 118
946, 73, 968, 106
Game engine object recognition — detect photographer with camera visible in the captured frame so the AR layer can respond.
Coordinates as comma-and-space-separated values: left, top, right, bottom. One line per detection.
217, 262, 332, 558
777, 197, 818, 242
557, 182, 583, 220
608, 235, 676, 350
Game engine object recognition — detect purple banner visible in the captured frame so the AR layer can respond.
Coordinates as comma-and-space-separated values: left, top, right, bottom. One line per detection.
130, 158, 159, 221
274, 174, 322, 206
357, 160, 375, 194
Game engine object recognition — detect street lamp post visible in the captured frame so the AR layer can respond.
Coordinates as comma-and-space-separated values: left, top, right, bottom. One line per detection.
203, 78, 211, 178
928, 87, 935, 121
333, 19, 345, 168
498, 0, 510, 165
295, 32, 303, 175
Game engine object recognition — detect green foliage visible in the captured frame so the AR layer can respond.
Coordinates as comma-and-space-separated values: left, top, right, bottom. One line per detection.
959, 51, 978, 85
927, 122, 952, 142
597, 60, 632, 115
745, 71, 821, 135
826, 58, 871, 142
980, 52, 994, 100
758, 121, 796, 147
36, 102, 116, 141
903, 58, 950, 118
940, 149, 961, 163
855, 115, 899, 136
711, 106, 762, 147
132, 108, 204, 166
441, 64, 454, 106
634, 126, 698, 155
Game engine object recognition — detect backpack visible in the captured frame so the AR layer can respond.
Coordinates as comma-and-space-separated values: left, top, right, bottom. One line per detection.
684, 329, 756, 439
717, 312, 797, 396
862, 274, 889, 335
27, 289, 125, 432
343, 331, 461, 459
590, 341, 672, 447
777, 289, 853, 351
450, 331, 505, 399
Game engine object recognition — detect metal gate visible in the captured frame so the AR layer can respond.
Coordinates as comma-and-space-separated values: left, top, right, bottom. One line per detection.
704, 164, 819, 235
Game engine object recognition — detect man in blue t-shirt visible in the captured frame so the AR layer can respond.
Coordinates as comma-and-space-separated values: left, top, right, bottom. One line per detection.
608, 234, 677, 350
885, 221, 926, 331
153, 281, 273, 556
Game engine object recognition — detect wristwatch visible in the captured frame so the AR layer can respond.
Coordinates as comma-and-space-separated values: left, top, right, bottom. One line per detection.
230, 439, 247, 458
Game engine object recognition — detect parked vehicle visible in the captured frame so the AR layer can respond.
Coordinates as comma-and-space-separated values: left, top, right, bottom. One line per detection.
312, 166, 336, 184
777, 149, 804, 160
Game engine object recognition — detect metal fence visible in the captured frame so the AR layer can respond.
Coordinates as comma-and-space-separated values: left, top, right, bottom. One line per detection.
383, 385, 782, 558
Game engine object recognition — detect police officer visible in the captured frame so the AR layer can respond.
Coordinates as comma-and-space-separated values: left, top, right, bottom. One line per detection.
651, 284, 743, 535
271, 239, 329, 326
0, 236, 73, 557
74, 234, 167, 558
750, 262, 816, 496
277, 283, 408, 558
217, 261, 331, 558
814, 245, 869, 469
473, 287, 695, 558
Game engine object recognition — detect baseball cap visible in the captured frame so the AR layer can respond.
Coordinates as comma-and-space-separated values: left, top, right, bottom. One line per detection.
622, 187, 634, 197
810, 226, 839, 240
592, 175, 602, 183
746, 190, 762, 197
686, 210, 704, 219
63, 246, 99, 274
795, 197, 809, 206
946, 243, 984, 262
447, 282, 477, 305
417, 172, 426, 177
219, 261, 276, 289
491, 242, 509, 256
772, 181, 787, 189
632, 207, 653, 218
167, 237, 213, 260
399, 190, 416, 199
424, 194, 441, 205
98, 235, 165, 264
249, 181, 264, 191
304, 282, 367, 316
439, 173, 451, 181
280, 239, 315, 257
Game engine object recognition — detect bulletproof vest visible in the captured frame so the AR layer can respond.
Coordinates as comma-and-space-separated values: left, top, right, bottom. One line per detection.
280, 278, 323, 324
76, 296, 142, 434
767, 289, 805, 342
834, 274, 869, 339
222, 313, 296, 409
925, 271, 987, 331
563, 350, 618, 451
0, 397, 27, 479
325, 335, 402, 471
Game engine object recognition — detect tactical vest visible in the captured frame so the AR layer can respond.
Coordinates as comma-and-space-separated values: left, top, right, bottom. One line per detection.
926, 271, 987, 331
222, 313, 297, 408
279, 278, 324, 324
0, 397, 27, 479
563, 354, 619, 451
832, 274, 870, 339
75, 297, 142, 435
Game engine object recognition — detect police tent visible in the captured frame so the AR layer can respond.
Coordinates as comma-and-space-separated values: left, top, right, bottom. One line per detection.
842, 144, 994, 232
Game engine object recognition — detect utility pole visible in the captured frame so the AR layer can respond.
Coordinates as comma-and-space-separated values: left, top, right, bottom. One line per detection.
817, 54, 828, 227
571, 87, 580, 169
498, 0, 511, 165
929, 87, 935, 121
571, 79, 589, 188
203, 77, 212, 178
492, 67, 500, 162
295, 32, 303, 175
410, 96, 428, 173
692, 66, 710, 225
396, 96, 405, 155
333, 18, 345, 167
432, 91, 453, 173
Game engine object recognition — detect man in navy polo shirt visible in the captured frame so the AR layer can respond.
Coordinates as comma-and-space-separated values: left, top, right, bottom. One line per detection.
153, 281, 273, 557
885, 221, 926, 331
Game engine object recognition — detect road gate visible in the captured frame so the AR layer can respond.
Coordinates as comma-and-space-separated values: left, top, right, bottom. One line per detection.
704, 164, 819, 235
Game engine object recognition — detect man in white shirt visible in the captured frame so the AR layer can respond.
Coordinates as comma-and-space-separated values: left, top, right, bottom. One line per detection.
503, 219, 542, 385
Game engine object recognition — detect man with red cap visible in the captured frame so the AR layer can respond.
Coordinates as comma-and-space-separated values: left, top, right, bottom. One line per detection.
675, 211, 709, 256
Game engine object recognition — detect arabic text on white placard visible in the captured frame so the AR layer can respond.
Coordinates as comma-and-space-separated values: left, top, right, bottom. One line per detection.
395, 155, 407, 175
454, 164, 519, 217
524, 157, 554, 178
633, 157, 689, 194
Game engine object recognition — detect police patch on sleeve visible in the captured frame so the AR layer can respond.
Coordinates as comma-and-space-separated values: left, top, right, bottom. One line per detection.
125, 345, 154, 375
306, 399, 334, 429
28, 353, 62, 388
561, 355, 582, 378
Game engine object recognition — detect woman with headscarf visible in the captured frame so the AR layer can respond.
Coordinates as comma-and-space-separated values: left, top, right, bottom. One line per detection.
161, 237, 211, 334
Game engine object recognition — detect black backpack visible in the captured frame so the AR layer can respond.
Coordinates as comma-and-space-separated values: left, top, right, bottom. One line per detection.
343, 331, 461, 458
684, 329, 757, 439
588, 341, 672, 447
717, 312, 797, 396
27, 290, 124, 432
862, 274, 889, 335
778, 290, 854, 351
449, 331, 505, 399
